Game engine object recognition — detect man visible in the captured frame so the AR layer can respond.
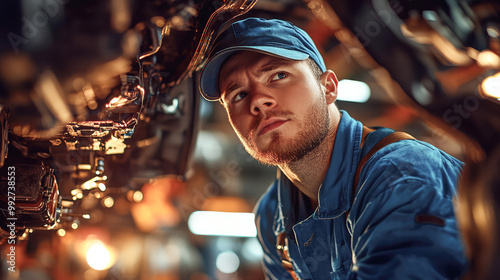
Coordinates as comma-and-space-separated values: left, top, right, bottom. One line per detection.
199, 17, 467, 279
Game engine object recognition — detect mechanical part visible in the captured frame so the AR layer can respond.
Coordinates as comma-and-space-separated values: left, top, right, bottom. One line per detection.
0, 0, 256, 243
0, 159, 61, 232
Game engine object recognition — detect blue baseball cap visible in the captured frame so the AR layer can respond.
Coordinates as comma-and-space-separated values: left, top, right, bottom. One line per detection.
199, 17, 326, 101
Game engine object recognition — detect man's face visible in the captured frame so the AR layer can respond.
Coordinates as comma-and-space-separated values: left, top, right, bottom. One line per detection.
218, 51, 333, 165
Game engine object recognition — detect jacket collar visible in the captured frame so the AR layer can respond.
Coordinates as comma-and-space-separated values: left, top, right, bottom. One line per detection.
273, 111, 363, 234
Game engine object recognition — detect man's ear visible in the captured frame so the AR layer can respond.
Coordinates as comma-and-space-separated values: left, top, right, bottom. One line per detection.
320, 70, 338, 104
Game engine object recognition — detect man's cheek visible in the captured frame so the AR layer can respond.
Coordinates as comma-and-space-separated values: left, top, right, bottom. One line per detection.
227, 115, 240, 132
232, 124, 250, 143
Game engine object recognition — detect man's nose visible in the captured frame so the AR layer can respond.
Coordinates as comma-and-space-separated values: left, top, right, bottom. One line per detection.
250, 91, 277, 115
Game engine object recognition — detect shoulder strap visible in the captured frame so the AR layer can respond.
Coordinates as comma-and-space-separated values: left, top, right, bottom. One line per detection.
352, 127, 415, 201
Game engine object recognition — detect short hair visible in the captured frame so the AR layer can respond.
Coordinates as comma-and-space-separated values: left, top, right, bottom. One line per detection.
306, 58, 323, 83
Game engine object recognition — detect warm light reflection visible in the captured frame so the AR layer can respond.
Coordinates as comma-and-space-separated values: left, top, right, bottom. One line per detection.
477, 50, 500, 68
105, 96, 122, 108
480, 72, 500, 100
152, 16, 166, 28
81, 176, 107, 190
71, 222, 79, 229
86, 242, 113, 270
188, 211, 257, 237
57, 229, 66, 237
98, 183, 106, 192
337, 79, 371, 103
132, 191, 143, 202
103, 196, 115, 208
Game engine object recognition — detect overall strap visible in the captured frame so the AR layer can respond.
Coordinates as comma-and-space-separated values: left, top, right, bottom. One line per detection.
276, 232, 299, 280
352, 127, 415, 201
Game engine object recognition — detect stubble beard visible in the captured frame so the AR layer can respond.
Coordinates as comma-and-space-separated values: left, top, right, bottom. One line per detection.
241, 96, 331, 166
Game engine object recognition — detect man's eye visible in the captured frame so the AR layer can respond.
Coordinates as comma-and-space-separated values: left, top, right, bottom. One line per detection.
271, 72, 287, 81
233, 91, 248, 102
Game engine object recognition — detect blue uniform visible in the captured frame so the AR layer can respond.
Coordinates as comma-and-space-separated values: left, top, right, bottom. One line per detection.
254, 111, 468, 279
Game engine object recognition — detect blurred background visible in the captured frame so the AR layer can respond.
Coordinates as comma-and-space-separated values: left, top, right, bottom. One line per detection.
0, 0, 498, 279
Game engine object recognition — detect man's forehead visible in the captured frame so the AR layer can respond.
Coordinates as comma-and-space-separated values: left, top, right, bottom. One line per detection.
220, 52, 295, 79
218, 52, 296, 96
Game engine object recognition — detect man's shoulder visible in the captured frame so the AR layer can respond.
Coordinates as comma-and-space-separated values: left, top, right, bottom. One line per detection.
367, 138, 463, 173
357, 138, 463, 199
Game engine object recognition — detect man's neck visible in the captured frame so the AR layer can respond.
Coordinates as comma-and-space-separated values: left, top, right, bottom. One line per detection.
277, 120, 338, 209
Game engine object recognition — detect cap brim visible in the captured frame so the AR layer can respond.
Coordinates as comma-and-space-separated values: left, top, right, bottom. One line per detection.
199, 46, 309, 101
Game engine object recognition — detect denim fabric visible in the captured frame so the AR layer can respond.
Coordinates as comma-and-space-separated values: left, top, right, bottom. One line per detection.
254, 111, 468, 280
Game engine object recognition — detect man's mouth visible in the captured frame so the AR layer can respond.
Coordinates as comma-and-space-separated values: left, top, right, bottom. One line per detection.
257, 118, 289, 136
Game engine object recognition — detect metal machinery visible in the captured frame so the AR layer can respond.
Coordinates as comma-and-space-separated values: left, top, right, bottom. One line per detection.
0, 0, 256, 242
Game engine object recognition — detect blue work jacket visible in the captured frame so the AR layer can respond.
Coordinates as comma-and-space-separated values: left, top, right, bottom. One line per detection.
254, 111, 468, 279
